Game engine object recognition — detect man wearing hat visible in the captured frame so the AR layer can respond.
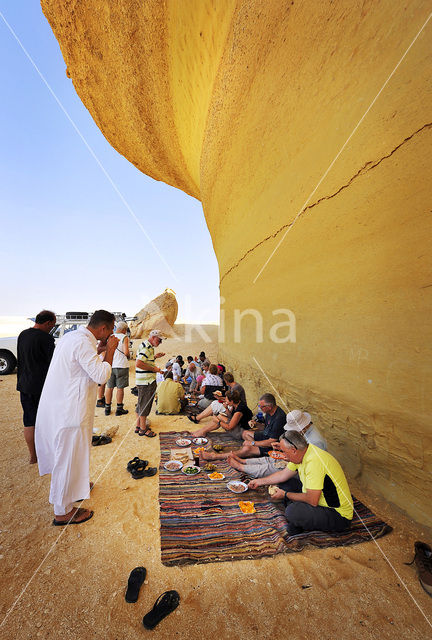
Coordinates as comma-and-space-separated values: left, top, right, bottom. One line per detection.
135, 329, 165, 437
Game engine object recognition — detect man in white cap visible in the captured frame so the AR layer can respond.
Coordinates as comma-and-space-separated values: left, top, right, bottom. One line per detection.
134, 329, 165, 437
104, 321, 130, 416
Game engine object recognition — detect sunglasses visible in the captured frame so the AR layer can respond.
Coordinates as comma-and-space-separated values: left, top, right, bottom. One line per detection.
282, 434, 298, 449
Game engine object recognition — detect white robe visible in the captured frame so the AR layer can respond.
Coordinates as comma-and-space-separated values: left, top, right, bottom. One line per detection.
35, 326, 111, 514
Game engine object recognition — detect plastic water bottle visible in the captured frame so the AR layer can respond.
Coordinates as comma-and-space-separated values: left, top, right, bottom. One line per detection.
256, 410, 264, 422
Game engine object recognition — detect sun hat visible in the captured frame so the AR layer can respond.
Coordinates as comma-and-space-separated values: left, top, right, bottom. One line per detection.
149, 329, 163, 340
284, 410, 312, 431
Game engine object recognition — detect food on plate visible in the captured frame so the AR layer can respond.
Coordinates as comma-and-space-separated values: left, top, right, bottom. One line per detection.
208, 472, 224, 480
227, 480, 248, 493
213, 390, 223, 396
192, 437, 208, 445
183, 465, 200, 475
176, 438, 192, 447
268, 450, 286, 459
268, 485, 278, 496
238, 501, 256, 514
193, 447, 205, 455
164, 460, 183, 471
212, 444, 224, 452
204, 463, 217, 472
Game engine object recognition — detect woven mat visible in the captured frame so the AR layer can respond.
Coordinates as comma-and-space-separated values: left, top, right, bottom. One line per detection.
159, 431, 392, 566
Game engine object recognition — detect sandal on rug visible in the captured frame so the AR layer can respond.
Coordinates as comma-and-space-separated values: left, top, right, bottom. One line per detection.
127, 458, 148, 473
92, 435, 112, 446
142, 590, 180, 630
131, 467, 157, 479
138, 428, 156, 438
125, 566, 147, 603
187, 415, 198, 424
52, 507, 94, 526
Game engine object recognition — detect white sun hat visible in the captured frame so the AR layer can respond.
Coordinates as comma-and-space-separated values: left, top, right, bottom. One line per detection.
284, 410, 312, 431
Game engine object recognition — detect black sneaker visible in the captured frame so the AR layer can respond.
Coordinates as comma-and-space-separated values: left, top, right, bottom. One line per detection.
407, 541, 432, 596
104, 403, 111, 416
96, 398, 105, 408
115, 406, 129, 416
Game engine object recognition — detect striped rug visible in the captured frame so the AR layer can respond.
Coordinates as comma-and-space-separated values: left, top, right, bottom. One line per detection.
159, 431, 392, 566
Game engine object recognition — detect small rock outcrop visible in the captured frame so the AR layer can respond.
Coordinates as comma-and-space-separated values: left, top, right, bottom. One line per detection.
129, 289, 178, 339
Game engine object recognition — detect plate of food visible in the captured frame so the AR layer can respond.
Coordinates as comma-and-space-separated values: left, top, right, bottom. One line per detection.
182, 465, 201, 476
193, 446, 205, 456
164, 460, 183, 472
268, 450, 286, 460
192, 437, 208, 445
204, 462, 217, 472
238, 500, 256, 514
176, 438, 192, 447
227, 480, 248, 494
208, 472, 225, 480
212, 444, 224, 452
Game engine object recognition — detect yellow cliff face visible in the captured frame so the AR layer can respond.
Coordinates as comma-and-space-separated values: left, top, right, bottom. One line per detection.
41, 0, 432, 525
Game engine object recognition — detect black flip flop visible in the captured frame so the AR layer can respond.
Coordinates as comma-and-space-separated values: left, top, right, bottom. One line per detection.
52, 507, 94, 526
125, 566, 147, 603
187, 415, 198, 424
131, 467, 157, 479
92, 435, 112, 446
142, 590, 180, 630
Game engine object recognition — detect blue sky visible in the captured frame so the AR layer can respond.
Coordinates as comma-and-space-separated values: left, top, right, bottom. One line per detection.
0, 2, 220, 323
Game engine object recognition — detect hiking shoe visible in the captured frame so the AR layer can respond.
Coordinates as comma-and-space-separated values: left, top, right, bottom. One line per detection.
104, 404, 111, 416
408, 541, 432, 596
116, 406, 129, 416
96, 399, 105, 408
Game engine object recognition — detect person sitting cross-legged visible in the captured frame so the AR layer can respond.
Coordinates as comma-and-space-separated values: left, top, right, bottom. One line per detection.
248, 430, 353, 536
201, 393, 286, 462
191, 389, 252, 441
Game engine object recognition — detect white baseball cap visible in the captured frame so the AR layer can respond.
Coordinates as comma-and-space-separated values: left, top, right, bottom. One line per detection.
149, 329, 163, 340
284, 410, 312, 431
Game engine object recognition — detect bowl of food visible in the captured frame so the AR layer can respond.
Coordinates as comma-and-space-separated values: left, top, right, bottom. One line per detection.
227, 480, 248, 494
164, 460, 183, 472
176, 438, 192, 447
208, 472, 225, 480
204, 463, 217, 472
212, 444, 224, 452
182, 465, 201, 476
192, 437, 208, 445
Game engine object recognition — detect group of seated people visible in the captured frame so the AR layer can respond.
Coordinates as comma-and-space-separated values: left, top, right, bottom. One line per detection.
185, 381, 353, 537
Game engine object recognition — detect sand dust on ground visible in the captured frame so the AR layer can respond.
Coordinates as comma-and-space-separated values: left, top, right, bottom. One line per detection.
0, 325, 431, 639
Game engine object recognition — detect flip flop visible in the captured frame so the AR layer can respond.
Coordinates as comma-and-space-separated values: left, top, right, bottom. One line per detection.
52, 507, 94, 526
131, 467, 157, 479
125, 566, 147, 603
187, 415, 198, 424
92, 435, 112, 446
142, 590, 180, 630
127, 458, 148, 473
138, 428, 156, 438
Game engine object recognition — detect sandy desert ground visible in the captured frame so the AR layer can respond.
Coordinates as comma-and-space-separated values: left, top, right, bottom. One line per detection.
0, 324, 431, 640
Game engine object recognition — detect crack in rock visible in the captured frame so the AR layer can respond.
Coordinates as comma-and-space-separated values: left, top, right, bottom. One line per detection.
220, 122, 432, 284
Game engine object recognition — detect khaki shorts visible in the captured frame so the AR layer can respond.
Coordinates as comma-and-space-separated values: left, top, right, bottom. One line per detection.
136, 381, 157, 417
106, 367, 129, 389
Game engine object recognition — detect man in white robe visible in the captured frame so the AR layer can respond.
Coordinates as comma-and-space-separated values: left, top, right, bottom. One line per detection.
36, 310, 118, 525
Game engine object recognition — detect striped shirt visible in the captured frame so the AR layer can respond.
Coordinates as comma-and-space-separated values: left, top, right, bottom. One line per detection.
136, 340, 155, 385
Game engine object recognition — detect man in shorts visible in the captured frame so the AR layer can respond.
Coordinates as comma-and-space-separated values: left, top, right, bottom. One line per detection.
16, 310, 56, 463
104, 321, 130, 416
135, 329, 165, 437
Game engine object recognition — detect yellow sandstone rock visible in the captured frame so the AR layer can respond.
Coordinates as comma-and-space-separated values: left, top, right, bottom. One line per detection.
129, 288, 178, 339
41, 1, 432, 526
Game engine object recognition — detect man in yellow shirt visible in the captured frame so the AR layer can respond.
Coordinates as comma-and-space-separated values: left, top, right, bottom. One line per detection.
249, 430, 353, 536
156, 371, 186, 415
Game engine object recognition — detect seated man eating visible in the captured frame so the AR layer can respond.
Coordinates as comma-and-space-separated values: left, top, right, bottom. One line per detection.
191, 389, 252, 440
248, 430, 353, 536
201, 393, 286, 462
